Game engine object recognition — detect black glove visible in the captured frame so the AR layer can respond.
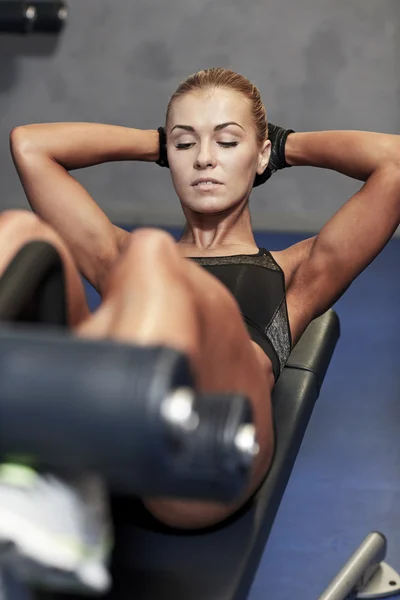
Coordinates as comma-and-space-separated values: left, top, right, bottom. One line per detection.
253, 123, 295, 187
156, 124, 294, 187
156, 126, 169, 168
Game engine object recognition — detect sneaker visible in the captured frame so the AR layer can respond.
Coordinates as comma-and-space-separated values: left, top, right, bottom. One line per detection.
0, 464, 113, 594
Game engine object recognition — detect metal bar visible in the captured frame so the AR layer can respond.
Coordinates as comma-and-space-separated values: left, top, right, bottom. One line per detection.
318, 533, 387, 600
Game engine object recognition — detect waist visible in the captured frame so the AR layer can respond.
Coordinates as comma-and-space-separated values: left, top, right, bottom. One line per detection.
242, 317, 281, 382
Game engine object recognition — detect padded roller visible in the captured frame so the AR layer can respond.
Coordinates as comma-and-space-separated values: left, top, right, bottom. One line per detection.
0, 327, 256, 502
0, 241, 67, 326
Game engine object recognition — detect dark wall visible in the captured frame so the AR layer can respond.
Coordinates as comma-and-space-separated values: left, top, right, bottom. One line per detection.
1, 0, 399, 234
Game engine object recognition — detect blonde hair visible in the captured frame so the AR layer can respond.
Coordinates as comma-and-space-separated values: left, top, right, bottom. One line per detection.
166, 68, 268, 145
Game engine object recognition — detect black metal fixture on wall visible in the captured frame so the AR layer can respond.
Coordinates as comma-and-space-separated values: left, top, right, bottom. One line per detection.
0, 1, 68, 33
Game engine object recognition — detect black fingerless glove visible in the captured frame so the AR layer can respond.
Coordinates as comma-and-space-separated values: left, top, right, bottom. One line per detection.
156, 126, 169, 168
253, 123, 295, 187
155, 124, 294, 187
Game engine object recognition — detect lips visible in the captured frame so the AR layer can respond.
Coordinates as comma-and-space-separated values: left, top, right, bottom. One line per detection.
192, 178, 223, 186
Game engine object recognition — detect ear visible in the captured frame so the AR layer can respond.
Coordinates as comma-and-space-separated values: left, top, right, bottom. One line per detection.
256, 139, 272, 176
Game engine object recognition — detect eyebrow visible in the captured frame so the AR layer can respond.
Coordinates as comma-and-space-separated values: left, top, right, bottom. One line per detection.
170, 121, 244, 133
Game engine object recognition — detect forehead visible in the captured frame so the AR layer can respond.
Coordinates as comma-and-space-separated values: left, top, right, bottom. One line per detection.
168, 88, 252, 128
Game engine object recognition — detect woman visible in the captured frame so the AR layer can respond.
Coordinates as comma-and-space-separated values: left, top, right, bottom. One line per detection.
2, 67, 400, 588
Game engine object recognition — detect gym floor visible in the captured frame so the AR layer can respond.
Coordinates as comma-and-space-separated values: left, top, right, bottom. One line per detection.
83, 228, 400, 600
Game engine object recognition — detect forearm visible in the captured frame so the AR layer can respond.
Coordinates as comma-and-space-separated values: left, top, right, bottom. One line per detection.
285, 130, 400, 182
10, 123, 159, 170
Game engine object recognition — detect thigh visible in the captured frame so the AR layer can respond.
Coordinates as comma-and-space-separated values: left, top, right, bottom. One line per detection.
0, 210, 90, 326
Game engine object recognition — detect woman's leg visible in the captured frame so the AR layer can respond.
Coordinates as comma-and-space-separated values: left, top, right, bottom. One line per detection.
0, 210, 90, 326
77, 228, 276, 530
0, 211, 110, 588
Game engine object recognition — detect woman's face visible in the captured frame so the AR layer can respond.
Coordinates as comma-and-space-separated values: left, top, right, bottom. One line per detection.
166, 88, 271, 217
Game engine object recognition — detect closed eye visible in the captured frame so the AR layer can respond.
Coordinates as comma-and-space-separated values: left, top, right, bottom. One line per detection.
176, 142, 239, 149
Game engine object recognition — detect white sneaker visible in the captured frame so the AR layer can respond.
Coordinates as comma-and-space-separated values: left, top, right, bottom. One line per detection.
0, 464, 113, 594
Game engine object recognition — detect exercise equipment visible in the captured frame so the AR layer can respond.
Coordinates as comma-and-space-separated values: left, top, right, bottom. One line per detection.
0, 242, 258, 503
0, 1, 68, 34
0, 241, 67, 325
6, 241, 396, 599
101, 307, 339, 600
0, 331, 258, 502
319, 532, 400, 599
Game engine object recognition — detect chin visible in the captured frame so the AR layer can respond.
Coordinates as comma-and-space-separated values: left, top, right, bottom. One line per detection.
192, 200, 242, 216
178, 186, 248, 214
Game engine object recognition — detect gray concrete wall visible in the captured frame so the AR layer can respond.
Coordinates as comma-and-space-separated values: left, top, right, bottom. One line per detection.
1, 0, 399, 234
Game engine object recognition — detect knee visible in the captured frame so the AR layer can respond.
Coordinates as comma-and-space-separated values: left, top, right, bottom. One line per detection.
0, 209, 42, 229
0, 210, 89, 325
0, 210, 70, 265
102, 228, 181, 297
124, 228, 177, 260
0, 210, 55, 240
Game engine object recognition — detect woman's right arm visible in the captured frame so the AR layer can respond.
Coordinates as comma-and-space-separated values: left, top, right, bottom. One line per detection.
10, 123, 160, 294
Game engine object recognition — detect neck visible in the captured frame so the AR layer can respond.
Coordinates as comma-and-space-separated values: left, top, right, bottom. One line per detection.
178, 203, 258, 252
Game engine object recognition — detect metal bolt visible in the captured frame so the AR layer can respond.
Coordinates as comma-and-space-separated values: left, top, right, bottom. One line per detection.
234, 424, 260, 460
160, 388, 200, 431
24, 6, 37, 21
58, 6, 68, 21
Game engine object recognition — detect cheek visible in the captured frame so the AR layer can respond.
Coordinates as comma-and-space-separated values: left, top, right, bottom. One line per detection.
168, 150, 192, 179
225, 144, 258, 171
169, 165, 191, 199
227, 152, 257, 184
167, 155, 186, 182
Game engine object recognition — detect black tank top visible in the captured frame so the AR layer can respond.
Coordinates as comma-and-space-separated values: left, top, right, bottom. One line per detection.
188, 248, 292, 381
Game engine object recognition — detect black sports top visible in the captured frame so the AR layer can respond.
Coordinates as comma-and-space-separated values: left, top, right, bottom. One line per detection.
188, 248, 292, 381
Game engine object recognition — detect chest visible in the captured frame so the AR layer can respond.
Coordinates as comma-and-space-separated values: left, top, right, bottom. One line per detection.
179, 242, 314, 346
178, 245, 299, 292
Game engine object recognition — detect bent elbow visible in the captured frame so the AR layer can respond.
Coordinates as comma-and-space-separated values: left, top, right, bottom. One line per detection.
10, 126, 38, 157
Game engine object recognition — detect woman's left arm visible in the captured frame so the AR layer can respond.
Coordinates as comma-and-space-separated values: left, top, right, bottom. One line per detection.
285, 129, 400, 181
283, 130, 400, 328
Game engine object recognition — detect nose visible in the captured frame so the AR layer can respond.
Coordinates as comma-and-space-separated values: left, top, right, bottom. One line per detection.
194, 141, 217, 170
